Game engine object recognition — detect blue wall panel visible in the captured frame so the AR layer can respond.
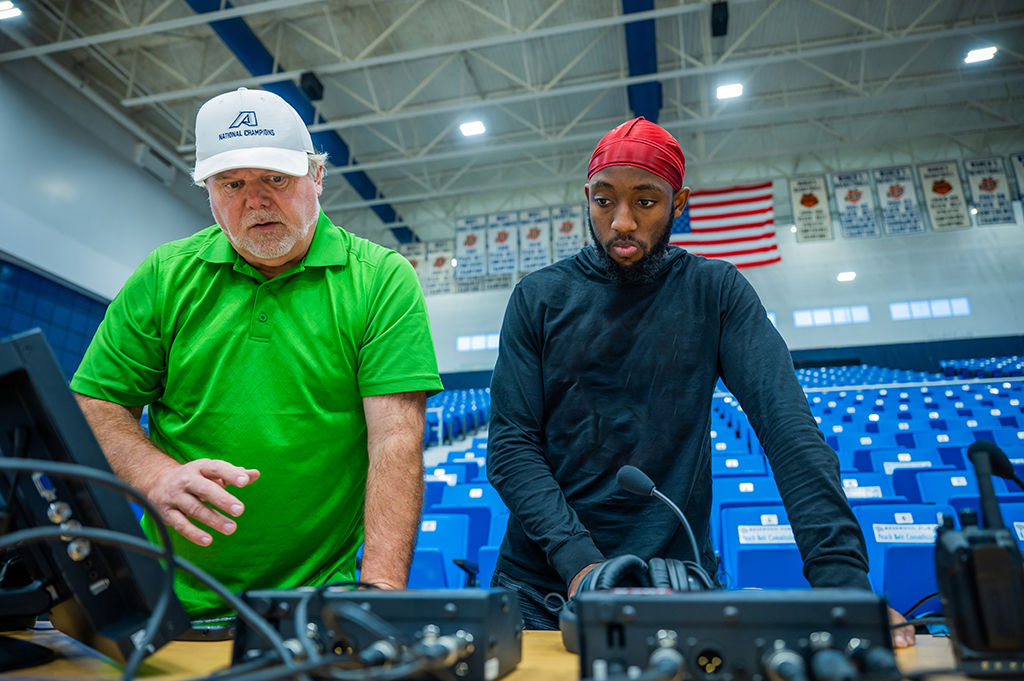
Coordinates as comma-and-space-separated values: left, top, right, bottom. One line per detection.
0, 260, 108, 380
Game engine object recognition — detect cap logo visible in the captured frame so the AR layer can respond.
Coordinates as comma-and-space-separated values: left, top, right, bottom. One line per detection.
230, 111, 258, 128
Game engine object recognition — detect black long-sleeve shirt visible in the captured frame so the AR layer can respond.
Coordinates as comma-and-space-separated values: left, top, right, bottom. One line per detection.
487, 245, 872, 593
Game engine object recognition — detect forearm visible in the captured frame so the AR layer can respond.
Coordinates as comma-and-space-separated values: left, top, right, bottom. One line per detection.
360, 392, 426, 589
74, 392, 180, 495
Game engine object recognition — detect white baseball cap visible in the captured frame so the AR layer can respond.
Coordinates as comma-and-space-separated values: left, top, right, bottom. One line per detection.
193, 87, 315, 182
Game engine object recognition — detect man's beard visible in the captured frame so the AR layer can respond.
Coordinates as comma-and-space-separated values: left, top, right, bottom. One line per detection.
222, 204, 318, 260
588, 212, 673, 286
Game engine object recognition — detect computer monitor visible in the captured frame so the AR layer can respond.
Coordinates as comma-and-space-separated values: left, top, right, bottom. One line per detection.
0, 329, 190, 669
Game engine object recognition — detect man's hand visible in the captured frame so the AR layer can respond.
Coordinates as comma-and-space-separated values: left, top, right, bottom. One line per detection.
144, 458, 260, 546
888, 606, 916, 648
567, 562, 602, 598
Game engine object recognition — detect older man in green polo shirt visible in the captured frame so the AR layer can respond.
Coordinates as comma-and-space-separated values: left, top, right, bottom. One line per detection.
70, 88, 443, 618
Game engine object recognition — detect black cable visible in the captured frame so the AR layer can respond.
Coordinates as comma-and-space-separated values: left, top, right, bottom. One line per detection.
0, 525, 293, 674
891, 616, 946, 630
0, 458, 176, 681
293, 581, 388, 665
901, 592, 941, 618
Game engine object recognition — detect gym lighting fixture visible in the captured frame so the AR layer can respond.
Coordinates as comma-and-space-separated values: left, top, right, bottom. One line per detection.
451, 258, 458, 267
965, 47, 997, 63
837, 272, 857, 282
460, 121, 486, 136
716, 83, 743, 99
790, 225, 797, 233
0, 2, 22, 20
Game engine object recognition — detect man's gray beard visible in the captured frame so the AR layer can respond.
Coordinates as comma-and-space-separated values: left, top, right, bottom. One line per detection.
222, 200, 319, 260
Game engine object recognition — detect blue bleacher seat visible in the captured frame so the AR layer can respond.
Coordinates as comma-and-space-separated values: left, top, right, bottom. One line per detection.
1002, 503, 1024, 550
719, 506, 809, 589
994, 428, 1024, 448
477, 546, 500, 589
428, 463, 471, 484
430, 483, 508, 564
415, 514, 471, 589
854, 504, 955, 613
711, 477, 782, 551
489, 512, 509, 545
869, 449, 944, 475
408, 548, 448, 588
712, 454, 766, 477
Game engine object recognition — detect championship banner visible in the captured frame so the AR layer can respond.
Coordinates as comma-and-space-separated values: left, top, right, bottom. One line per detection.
454, 215, 487, 279
518, 207, 552, 273
424, 240, 454, 296
964, 157, 1015, 226
487, 211, 519, 275
873, 166, 924, 236
918, 161, 971, 231
551, 204, 586, 261
395, 243, 427, 285
1009, 152, 1024, 200
831, 171, 880, 239
788, 177, 833, 242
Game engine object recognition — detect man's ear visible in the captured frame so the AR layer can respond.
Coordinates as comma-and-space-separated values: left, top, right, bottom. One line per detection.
673, 187, 691, 219
584, 183, 591, 203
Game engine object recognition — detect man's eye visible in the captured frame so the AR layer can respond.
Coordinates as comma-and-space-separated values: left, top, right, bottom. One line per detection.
594, 198, 610, 206
639, 199, 656, 207
270, 176, 285, 183
227, 182, 241, 189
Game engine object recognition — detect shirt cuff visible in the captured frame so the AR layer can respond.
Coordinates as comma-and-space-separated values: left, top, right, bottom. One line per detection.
548, 532, 606, 587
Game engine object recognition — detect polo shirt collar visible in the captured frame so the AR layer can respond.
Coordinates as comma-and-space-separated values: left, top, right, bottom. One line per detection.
197, 210, 348, 268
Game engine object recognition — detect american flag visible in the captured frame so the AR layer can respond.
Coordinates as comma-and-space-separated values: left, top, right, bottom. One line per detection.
670, 181, 780, 269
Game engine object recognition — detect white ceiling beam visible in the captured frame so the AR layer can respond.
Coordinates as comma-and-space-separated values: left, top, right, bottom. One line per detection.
321, 72, 1024, 175
0, 0, 327, 64
122, 1, 766, 107
302, 17, 1024, 134
356, 0, 432, 60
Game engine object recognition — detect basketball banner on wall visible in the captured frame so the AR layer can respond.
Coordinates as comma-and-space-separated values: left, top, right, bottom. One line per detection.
518, 207, 552, 273
873, 166, 924, 235
424, 240, 454, 296
918, 161, 971, 231
831, 171, 880, 239
396, 243, 427, 285
551, 204, 585, 261
788, 177, 833, 242
1011, 153, 1024, 200
454, 215, 487, 279
964, 157, 1015, 226
487, 211, 519, 275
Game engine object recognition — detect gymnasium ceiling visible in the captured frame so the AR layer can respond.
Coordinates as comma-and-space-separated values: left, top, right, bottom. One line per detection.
1, 0, 1022, 245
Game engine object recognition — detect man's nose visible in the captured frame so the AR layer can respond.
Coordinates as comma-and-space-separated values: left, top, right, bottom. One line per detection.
244, 182, 270, 207
610, 204, 638, 235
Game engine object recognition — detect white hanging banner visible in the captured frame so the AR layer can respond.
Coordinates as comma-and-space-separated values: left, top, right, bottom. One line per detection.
788, 177, 833, 242
487, 212, 519, 275
518, 207, 552, 273
424, 240, 454, 296
395, 243, 427, 286
964, 157, 1015, 226
454, 215, 488, 279
873, 166, 925, 236
918, 161, 971, 231
831, 171, 880, 239
551, 204, 586, 260
1011, 153, 1024, 200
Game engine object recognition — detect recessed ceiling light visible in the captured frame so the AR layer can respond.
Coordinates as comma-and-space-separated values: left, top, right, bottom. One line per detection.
790, 225, 797, 233
451, 258, 458, 267
460, 121, 485, 136
0, 2, 22, 20
717, 83, 743, 99
837, 271, 856, 282
970, 207, 978, 215
965, 47, 997, 63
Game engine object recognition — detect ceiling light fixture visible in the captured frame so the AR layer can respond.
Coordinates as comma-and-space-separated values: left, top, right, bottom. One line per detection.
460, 121, 485, 136
965, 47, 997, 63
790, 225, 797, 233
970, 207, 978, 215
0, 1, 22, 20
451, 258, 458, 267
717, 83, 743, 99
837, 271, 856, 282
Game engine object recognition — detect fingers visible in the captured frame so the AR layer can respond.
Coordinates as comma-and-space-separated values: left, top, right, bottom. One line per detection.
182, 473, 246, 519
892, 624, 915, 648
163, 508, 214, 547
195, 459, 258, 489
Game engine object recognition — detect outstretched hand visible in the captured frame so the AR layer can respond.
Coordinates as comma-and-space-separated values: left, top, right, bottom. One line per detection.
143, 458, 260, 546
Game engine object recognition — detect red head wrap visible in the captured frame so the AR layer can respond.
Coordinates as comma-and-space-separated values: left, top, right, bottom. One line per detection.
587, 117, 686, 191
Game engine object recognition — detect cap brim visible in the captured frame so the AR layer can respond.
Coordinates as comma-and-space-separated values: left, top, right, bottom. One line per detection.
194, 148, 309, 182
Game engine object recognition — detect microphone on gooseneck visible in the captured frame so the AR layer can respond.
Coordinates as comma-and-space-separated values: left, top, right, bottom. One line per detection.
617, 465, 702, 569
966, 440, 1008, 530
968, 440, 1024, 493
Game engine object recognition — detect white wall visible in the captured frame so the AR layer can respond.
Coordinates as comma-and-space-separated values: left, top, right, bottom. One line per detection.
0, 62, 210, 300
426, 198, 1024, 374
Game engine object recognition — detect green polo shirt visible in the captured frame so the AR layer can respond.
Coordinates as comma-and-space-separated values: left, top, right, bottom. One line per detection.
71, 211, 442, 618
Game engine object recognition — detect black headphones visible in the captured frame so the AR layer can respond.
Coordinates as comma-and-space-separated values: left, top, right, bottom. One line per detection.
559, 554, 716, 652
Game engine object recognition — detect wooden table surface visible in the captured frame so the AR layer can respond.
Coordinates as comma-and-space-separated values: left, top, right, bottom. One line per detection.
0, 629, 961, 680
